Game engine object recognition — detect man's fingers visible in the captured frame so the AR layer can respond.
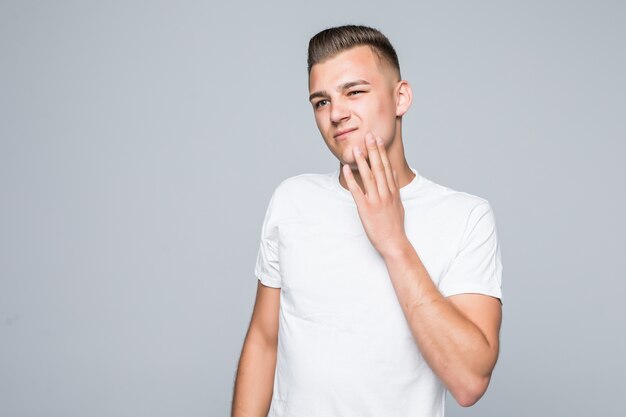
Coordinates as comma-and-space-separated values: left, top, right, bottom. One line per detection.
353, 145, 378, 199
365, 133, 390, 198
342, 163, 366, 204
376, 135, 396, 193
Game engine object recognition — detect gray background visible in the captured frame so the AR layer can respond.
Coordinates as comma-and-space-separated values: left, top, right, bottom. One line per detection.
1, 0, 624, 416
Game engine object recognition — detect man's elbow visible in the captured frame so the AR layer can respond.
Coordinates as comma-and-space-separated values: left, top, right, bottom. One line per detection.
451, 374, 491, 407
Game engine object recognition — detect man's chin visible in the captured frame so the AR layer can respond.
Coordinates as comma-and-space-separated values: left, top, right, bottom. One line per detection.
341, 148, 369, 166
340, 152, 357, 168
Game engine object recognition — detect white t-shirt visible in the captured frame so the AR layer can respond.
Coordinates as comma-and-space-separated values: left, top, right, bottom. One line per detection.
254, 166, 503, 417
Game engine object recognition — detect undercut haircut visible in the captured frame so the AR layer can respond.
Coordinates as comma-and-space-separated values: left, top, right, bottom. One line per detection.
307, 24, 401, 79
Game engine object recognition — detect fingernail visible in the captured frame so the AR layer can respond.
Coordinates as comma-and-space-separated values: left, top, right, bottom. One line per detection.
376, 137, 383, 145
355, 146, 362, 155
366, 135, 375, 144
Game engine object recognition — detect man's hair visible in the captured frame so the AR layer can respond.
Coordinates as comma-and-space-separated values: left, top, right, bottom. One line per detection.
307, 25, 401, 78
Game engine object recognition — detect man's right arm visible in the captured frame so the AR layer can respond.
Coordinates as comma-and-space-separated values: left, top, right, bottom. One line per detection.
231, 280, 281, 417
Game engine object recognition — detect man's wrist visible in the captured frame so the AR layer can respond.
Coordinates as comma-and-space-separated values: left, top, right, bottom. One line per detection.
380, 235, 415, 263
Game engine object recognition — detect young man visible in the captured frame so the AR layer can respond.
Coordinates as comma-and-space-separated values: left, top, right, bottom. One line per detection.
232, 25, 503, 417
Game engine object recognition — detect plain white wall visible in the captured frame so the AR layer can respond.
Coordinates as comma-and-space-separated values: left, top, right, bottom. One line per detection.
1, 1, 625, 416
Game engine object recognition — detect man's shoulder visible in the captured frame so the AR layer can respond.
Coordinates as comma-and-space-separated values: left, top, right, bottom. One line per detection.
418, 174, 492, 214
277, 170, 333, 186
272, 170, 336, 198
262, 170, 337, 216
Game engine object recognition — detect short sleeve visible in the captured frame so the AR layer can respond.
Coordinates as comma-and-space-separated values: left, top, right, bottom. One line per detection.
439, 202, 503, 301
254, 190, 282, 288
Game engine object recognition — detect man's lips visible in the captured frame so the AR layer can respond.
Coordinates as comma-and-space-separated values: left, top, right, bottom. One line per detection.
333, 127, 358, 140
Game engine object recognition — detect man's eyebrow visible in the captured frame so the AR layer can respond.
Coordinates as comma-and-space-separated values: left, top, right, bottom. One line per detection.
339, 79, 371, 91
309, 90, 328, 102
308, 79, 371, 102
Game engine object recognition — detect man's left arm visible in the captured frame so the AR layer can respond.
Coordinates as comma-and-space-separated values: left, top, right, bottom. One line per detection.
343, 133, 501, 407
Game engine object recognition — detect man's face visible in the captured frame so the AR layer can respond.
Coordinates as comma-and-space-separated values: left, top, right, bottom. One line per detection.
308, 45, 400, 167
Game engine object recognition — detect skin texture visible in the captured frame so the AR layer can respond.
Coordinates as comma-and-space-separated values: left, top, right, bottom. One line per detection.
232, 44, 502, 416
231, 281, 280, 417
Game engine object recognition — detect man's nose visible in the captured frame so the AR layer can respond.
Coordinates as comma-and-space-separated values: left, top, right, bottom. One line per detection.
329, 99, 350, 124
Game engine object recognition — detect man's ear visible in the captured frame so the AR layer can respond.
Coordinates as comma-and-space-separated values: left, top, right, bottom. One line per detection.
395, 80, 413, 117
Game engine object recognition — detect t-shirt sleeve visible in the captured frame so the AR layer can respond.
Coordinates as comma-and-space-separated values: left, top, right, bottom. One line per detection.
254, 189, 282, 288
438, 201, 503, 301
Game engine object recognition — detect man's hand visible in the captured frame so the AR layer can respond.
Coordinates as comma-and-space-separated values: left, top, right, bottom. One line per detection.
343, 132, 409, 258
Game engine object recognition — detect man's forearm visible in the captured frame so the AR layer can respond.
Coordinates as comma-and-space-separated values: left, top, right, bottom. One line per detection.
231, 337, 277, 417
381, 238, 499, 406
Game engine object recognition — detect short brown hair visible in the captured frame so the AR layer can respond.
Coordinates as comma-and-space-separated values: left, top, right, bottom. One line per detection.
307, 25, 401, 78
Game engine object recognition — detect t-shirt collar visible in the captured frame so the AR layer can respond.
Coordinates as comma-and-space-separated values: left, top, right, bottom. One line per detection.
332, 165, 423, 201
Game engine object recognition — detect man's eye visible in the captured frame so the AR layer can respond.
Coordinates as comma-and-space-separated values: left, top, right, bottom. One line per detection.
348, 90, 364, 96
315, 99, 329, 109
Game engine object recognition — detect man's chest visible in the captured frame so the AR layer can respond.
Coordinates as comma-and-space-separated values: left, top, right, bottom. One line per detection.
276, 204, 461, 316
